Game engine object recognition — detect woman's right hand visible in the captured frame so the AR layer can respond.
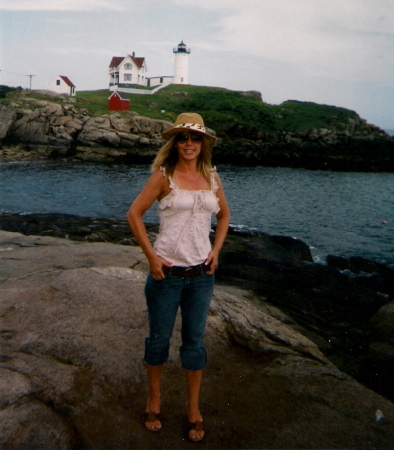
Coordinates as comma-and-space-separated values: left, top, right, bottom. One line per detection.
148, 255, 173, 280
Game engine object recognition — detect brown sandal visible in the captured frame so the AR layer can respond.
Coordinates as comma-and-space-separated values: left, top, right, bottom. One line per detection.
143, 412, 162, 432
187, 421, 204, 442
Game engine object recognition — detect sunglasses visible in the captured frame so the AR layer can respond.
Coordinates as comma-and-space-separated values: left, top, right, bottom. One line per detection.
175, 133, 203, 143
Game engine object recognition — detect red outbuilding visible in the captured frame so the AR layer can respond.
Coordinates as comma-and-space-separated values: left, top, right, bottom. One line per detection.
108, 91, 130, 111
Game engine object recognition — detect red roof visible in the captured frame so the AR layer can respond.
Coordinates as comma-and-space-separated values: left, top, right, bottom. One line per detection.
109, 54, 145, 69
109, 91, 126, 100
109, 57, 124, 68
130, 55, 145, 68
59, 76, 75, 87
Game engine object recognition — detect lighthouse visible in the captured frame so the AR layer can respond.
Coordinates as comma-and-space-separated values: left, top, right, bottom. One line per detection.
173, 40, 190, 85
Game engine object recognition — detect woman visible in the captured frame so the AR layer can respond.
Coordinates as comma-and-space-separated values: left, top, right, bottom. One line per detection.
127, 112, 230, 442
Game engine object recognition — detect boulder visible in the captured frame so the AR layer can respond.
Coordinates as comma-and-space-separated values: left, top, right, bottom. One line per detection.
242, 90, 263, 101
369, 302, 394, 344
12, 119, 51, 144
0, 104, 18, 142
50, 116, 73, 127
367, 302, 394, 400
109, 113, 132, 133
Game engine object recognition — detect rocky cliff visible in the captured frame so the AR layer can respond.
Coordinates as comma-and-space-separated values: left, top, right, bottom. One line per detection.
0, 90, 171, 164
1, 229, 393, 449
1, 90, 393, 171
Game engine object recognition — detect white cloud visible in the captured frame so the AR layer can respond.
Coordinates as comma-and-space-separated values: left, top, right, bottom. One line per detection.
0, 0, 125, 12
175, 0, 394, 84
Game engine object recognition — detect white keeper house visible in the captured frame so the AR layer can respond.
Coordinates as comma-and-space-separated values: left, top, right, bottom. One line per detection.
108, 41, 191, 93
108, 52, 147, 90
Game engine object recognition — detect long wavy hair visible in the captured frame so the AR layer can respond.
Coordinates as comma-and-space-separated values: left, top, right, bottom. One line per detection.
151, 134, 214, 185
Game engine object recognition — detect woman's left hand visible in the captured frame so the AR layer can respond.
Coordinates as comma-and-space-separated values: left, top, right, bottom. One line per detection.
204, 250, 219, 274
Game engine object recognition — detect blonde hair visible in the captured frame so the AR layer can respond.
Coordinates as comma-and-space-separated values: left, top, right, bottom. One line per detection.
151, 134, 213, 184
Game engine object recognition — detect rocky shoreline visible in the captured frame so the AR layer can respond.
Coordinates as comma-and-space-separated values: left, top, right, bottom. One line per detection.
1, 212, 393, 406
1, 90, 393, 171
1, 226, 394, 449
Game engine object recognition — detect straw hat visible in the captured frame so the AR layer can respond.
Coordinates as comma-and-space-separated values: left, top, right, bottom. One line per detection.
162, 113, 217, 146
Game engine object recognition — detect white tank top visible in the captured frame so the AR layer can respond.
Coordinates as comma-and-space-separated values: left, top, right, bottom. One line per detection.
153, 167, 220, 267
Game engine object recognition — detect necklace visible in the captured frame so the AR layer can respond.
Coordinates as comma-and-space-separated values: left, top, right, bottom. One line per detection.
175, 167, 198, 175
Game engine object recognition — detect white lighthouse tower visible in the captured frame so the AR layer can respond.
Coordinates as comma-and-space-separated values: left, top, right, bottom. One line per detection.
173, 40, 190, 85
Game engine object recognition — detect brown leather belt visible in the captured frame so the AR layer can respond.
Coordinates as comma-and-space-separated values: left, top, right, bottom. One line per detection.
163, 263, 209, 279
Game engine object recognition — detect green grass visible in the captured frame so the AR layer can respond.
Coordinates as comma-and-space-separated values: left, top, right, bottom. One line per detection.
2, 85, 360, 138
77, 89, 113, 114
276, 100, 358, 132
78, 85, 279, 138
76, 86, 360, 137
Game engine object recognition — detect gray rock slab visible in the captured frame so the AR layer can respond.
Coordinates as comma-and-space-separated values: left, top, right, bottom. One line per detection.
0, 231, 149, 280
0, 231, 393, 449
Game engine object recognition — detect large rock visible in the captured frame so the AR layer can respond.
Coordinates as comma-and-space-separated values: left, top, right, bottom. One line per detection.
366, 301, 394, 400
218, 230, 394, 401
0, 104, 18, 143
1, 230, 393, 449
0, 94, 173, 163
369, 302, 394, 344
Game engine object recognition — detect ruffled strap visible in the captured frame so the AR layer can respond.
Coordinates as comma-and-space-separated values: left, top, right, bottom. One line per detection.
159, 166, 177, 190
210, 167, 219, 193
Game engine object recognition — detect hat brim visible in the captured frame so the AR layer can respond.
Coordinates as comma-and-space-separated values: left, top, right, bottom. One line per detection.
162, 125, 217, 146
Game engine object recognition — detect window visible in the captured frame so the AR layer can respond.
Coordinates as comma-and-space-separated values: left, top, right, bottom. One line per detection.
124, 74, 132, 82
124, 63, 132, 70
56, 80, 60, 85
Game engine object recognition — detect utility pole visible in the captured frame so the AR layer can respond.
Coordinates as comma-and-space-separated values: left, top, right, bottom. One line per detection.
26, 74, 35, 90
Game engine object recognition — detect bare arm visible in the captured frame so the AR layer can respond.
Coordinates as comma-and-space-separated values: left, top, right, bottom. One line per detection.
205, 173, 230, 274
126, 170, 172, 279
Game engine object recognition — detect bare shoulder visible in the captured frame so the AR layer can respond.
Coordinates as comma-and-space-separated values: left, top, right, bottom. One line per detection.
148, 169, 171, 200
147, 169, 167, 186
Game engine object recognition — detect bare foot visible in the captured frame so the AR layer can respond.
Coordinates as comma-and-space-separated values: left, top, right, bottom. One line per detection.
186, 401, 204, 442
144, 396, 162, 431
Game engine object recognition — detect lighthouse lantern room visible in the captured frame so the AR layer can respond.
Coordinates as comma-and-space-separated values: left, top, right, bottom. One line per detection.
173, 40, 190, 85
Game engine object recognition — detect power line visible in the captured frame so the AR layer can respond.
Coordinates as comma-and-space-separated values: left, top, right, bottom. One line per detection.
1, 69, 32, 77
26, 74, 35, 90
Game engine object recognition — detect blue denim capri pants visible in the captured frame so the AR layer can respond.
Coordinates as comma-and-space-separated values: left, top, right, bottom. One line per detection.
144, 270, 215, 371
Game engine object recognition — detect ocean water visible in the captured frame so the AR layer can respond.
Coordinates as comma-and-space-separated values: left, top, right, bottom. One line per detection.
0, 161, 393, 266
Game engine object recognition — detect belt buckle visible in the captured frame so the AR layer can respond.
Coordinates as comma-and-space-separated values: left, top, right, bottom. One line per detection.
183, 266, 193, 278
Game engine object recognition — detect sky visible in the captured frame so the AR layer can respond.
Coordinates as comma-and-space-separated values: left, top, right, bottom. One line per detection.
0, 0, 393, 130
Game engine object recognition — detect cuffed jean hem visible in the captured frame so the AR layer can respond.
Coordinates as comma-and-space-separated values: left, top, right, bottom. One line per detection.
180, 346, 207, 371
144, 339, 207, 370
144, 337, 169, 367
